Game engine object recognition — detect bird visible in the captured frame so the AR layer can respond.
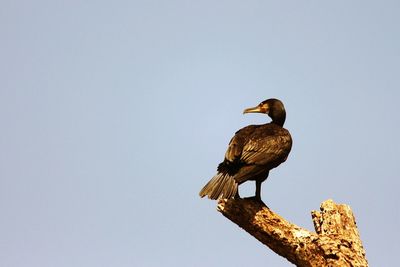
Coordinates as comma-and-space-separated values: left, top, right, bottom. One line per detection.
199, 98, 292, 201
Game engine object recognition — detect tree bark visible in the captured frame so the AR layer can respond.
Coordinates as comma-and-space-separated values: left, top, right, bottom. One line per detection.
217, 198, 368, 266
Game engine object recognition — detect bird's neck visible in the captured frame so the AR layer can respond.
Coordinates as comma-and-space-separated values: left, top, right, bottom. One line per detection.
271, 114, 285, 127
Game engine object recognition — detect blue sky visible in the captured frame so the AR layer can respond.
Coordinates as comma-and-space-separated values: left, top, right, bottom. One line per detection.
1, 1, 399, 266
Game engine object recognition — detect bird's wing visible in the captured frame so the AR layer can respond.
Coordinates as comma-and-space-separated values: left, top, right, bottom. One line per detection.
240, 134, 292, 165
224, 126, 256, 162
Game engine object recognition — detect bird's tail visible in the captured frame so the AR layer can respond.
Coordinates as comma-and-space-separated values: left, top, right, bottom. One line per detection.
199, 173, 238, 200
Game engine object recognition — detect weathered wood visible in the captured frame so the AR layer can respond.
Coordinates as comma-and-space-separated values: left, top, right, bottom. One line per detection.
217, 199, 368, 266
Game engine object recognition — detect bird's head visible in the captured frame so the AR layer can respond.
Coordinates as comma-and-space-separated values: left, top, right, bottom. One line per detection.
243, 98, 286, 126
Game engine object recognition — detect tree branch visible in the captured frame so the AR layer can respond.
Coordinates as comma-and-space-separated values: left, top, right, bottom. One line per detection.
217, 199, 368, 266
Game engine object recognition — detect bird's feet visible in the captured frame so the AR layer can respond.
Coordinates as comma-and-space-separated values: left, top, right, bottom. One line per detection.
244, 196, 266, 205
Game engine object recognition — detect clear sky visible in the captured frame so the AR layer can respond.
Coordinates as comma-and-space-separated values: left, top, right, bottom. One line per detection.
1, 1, 399, 266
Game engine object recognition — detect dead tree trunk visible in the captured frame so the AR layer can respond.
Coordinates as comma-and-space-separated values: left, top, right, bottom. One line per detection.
217, 199, 368, 266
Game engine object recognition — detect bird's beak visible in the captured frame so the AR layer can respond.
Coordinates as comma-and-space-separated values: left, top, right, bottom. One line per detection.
243, 104, 269, 114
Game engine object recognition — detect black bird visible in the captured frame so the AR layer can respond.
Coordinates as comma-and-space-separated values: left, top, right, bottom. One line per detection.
199, 98, 292, 201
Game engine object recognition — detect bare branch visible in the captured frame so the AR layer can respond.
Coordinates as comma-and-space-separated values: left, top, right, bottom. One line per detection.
217, 199, 368, 267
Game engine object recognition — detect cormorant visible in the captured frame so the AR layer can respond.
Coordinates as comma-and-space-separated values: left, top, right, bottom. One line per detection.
199, 98, 292, 201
